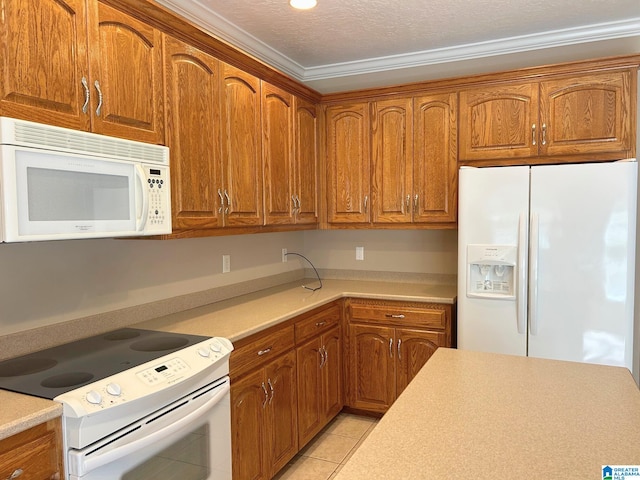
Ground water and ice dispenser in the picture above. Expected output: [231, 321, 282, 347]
[466, 245, 517, 299]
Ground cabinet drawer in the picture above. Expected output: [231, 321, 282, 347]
[349, 300, 448, 330]
[0, 419, 63, 480]
[230, 325, 295, 379]
[295, 303, 341, 344]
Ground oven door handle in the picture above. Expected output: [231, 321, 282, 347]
[79, 382, 229, 475]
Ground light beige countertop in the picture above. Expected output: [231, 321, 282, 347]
[134, 279, 457, 341]
[0, 278, 456, 441]
[334, 348, 640, 480]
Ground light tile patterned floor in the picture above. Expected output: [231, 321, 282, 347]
[273, 413, 379, 480]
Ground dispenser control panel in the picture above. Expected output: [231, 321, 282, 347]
[466, 244, 517, 299]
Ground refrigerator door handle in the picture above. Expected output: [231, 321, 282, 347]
[517, 212, 528, 335]
[528, 212, 540, 336]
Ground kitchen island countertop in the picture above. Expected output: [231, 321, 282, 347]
[333, 348, 640, 480]
[0, 278, 455, 440]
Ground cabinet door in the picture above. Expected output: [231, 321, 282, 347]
[164, 36, 222, 230]
[371, 98, 413, 224]
[540, 71, 634, 158]
[231, 369, 268, 480]
[413, 93, 458, 224]
[265, 350, 298, 476]
[262, 83, 294, 225]
[322, 328, 343, 420]
[395, 328, 445, 395]
[0, 0, 90, 131]
[326, 103, 371, 224]
[347, 324, 395, 413]
[221, 64, 264, 227]
[294, 98, 318, 225]
[87, 2, 164, 143]
[296, 337, 323, 448]
[459, 83, 539, 161]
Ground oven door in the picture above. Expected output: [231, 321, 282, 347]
[66, 377, 231, 480]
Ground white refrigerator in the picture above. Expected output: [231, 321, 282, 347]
[457, 160, 637, 374]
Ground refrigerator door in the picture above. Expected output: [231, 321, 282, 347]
[528, 161, 636, 370]
[457, 166, 530, 355]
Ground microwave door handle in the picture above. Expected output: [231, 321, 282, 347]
[79, 382, 229, 475]
[134, 165, 149, 231]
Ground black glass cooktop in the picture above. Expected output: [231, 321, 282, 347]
[0, 328, 210, 399]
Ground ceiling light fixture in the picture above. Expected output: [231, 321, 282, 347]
[289, 0, 317, 10]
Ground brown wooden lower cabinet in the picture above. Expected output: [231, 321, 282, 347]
[231, 350, 298, 480]
[0, 418, 64, 480]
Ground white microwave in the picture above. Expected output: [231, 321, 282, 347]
[0, 117, 171, 242]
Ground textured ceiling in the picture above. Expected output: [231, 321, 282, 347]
[155, 0, 640, 92]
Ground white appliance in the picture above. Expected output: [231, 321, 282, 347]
[457, 160, 637, 374]
[0, 117, 171, 242]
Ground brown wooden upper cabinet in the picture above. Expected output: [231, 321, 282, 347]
[326, 95, 457, 227]
[459, 70, 635, 164]
[0, 0, 164, 144]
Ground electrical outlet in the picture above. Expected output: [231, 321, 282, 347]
[282, 248, 288, 262]
[222, 254, 231, 273]
[356, 246, 364, 261]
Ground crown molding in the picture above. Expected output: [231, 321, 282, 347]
[154, 1, 640, 84]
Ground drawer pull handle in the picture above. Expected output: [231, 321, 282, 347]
[315, 321, 326, 327]
[257, 347, 272, 356]
[385, 314, 405, 319]
[8, 469, 23, 480]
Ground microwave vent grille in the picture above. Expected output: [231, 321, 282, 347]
[13, 123, 168, 165]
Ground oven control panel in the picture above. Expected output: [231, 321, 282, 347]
[57, 337, 233, 418]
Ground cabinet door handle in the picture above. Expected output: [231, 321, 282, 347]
[385, 314, 405, 319]
[292, 195, 297, 212]
[406, 195, 410, 209]
[257, 347, 272, 356]
[218, 189, 224, 214]
[267, 378, 274, 405]
[363, 195, 368, 213]
[223, 190, 231, 214]
[389, 338, 393, 358]
[7, 469, 23, 480]
[397, 339, 402, 360]
[541, 123, 547, 146]
[261, 382, 269, 408]
[319, 347, 325, 368]
[295, 195, 301, 211]
[322, 346, 328, 367]
[532, 123, 536, 146]
[414, 194, 419, 213]
[94, 80, 103, 117]
[81, 77, 90, 114]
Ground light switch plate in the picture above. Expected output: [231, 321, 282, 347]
[222, 254, 231, 273]
[356, 246, 364, 261]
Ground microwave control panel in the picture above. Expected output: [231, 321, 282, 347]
[145, 166, 171, 234]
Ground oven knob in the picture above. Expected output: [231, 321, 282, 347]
[210, 340, 222, 353]
[197, 347, 210, 358]
[106, 383, 122, 396]
[86, 390, 102, 405]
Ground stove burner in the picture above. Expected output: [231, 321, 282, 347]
[103, 330, 141, 341]
[0, 358, 58, 377]
[41, 372, 94, 389]
[130, 336, 189, 352]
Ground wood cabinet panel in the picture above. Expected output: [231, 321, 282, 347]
[221, 64, 263, 227]
[164, 35, 222, 230]
[0, 0, 91, 131]
[349, 301, 449, 330]
[0, 418, 64, 480]
[230, 325, 295, 380]
[294, 98, 318, 224]
[263, 83, 294, 225]
[294, 302, 341, 344]
[322, 328, 343, 420]
[396, 328, 444, 395]
[413, 92, 458, 224]
[87, 1, 164, 143]
[371, 98, 413, 224]
[326, 103, 371, 224]
[296, 336, 324, 447]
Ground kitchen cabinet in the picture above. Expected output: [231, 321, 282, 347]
[230, 326, 298, 480]
[293, 98, 319, 225]
[262, 83, 295, 225]
[345, 299, 451, 414]
[294, 303, 342, 448]
[0, 418, 64, 480]
[221, 64, 264, 227]
[459, 70, 635, 164]
[163, 35, 223, 231]
[0, 0, 164, 143]
[325, 103, 371, 224]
